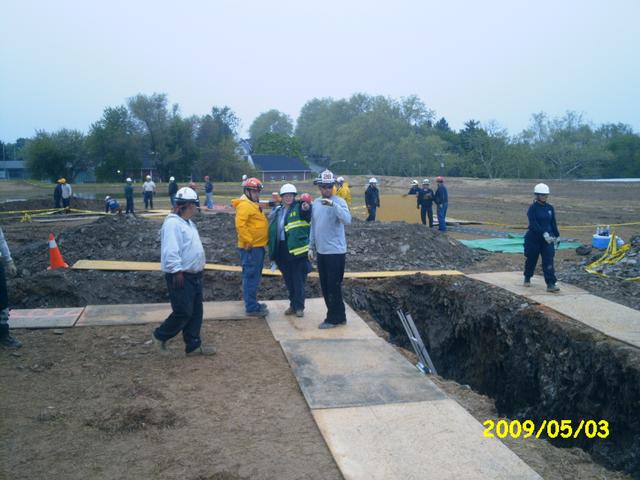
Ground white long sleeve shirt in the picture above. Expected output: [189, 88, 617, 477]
[143, 181, 156, 192]
[160, 214, 205, 273]
[309, 195, 351, 254]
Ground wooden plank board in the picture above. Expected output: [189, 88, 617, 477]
[9, 307, 84, 329]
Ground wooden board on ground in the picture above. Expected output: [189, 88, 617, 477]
[467, 271, 587, 296]
[10, 307, 84, 329]
[313, 400, 541, 480]
[280, 338, 447, 409]
[264, 298, 377, 341]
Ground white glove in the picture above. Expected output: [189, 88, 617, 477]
[5, 259, 17, 277]
[320, 198, 334, 207]
[543, 232, 554, 244]
[308, 248, 315, 262]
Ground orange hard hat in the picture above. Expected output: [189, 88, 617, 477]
[244, 177, 263, 191]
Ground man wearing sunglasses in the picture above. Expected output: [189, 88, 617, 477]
[309, 170, 352, 329]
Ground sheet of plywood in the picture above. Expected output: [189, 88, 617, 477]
[9, 307, 84, 329]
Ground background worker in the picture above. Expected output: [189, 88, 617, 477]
[524, 183, 560, 292]
[309, 170, 351, 329]
[204, 175, 214, 209]
[0, 227, 20, 348]
[418, 179, 435, 227]
[232, 178, 269, 317]
[365, 177, 380, 221]
[53, 178, 63, 209]
[152, 187, 215, 356]
[124, 178, 135, 214]
[104, 196, 122, 214]
[333, 176, 352, 206]
[268, 183, 312, 317]
[406, 179, 420, 196]
[60, 179, 72, 208]
[434, 176, 448, 231]
[142, 175, 156, 209]
[168, 176, 178, 207]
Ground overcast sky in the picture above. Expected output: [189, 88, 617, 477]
[1, 0, 638, 143]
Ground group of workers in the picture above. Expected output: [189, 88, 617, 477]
[53, 178, 73, 209]
[2, 173, 561, 352]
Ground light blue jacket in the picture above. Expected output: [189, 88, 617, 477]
[309, 196, 351, 254]
[160, 214, 205, 273]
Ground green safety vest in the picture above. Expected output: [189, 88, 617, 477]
[268, 202, 311, 258]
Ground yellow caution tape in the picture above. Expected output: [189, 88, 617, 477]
[585, 231, 640, 281]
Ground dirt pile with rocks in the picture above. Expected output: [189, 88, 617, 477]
[0, 197, 103, 213]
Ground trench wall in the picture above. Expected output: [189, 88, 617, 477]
[344, 275, 640, 476]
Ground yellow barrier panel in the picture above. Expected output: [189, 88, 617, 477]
[71, 259, 463, 278]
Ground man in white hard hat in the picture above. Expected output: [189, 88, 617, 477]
[168, 176, 178, 208]
[524, 183, 560, 292]
[309, 170, 352, 329]
[365, 178, 380, 221]
[142, 175, 156, 209]
[418, 179, 435, 227]
[153, 187, 215, 356]
[124, 178, 135, 214]
[407, 179, 420, 196]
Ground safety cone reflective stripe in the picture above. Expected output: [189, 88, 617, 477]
[47, 232, 69, 270]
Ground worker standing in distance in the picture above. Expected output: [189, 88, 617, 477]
[333, 176, 352, 207]
[406, 179, 420, 196]
[204, 175, 214, 209]
[124, 178, 135, 214]
[418, 179, 435, 227]
[365, 178, 380, 222]
[268, 183, 312, 317]
[309, 170, 351, 329]
[168, 176, 178, 208]
[232, 178, 270, 317]
[142, 175, 156, 209]
[53, 178, 63, 209]
[152, 187, 215, 356]
[0, 227, 20, 348]
[60, 179, 72, 209]
[433, 176, 448, 231]
[523, 183, 560, 292]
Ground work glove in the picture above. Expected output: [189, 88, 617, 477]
[172, 271, 184, 289]
[308, 248, 315, 262]
[320, 198, 334, 207]
[5, 259, 17, 277]
[543, 232, 555, 244]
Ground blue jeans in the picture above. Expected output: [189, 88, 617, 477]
[205, 192, 213, 209]
[144, 191, 154, 209]
[239, 247, 265, 313]
[125, 197, 134, 214]
[366, 205, 377, 222]
[154, 272, 203, 353]
[524, 233, 557, 286]
[169, 195, 176, 208]
[437, 203, 448, 231]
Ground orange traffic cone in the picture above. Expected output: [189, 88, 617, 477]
[47, 233, 69, 270]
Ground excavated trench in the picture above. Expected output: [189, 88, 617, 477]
[343, 274, 640, 477]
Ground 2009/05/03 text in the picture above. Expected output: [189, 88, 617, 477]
[483, 419, 609, 440]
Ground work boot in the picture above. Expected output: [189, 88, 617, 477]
[523, 278, 531, 287]
[0, 335, 22, 349]
[152, 334, 168, 353]
[186, 345, 216, 357]
[259, 303, 269, 311]
[295, 310, 304, 318]
[318, 320, 346, 330]
[284, 307, 295, 316]
[547, 284, 560, 293]
[246, 309, 268, 318]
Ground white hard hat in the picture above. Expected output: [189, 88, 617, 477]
[411, 179, 418, 185]
[169, 176, 175, 181]
[279, 183, 297, 195]
[534, 183, 550, 195]
[126, 177, 132, 182]
[242, 174, 248, 180]
[422, 178, 430, 184]
[369, 177, 378, 184]
[316, 169, 336, 185]
[146, 175, 151, 180]
[337, 176, 345, 183]
[175, 187, 199, 203]
[104, 195, 110, 201]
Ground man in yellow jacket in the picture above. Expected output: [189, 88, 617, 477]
[333, 176, 352, 206]
[232, 177, 269, 317]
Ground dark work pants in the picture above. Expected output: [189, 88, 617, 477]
[125, 197, 134, 214]
[154, 272, 203, 353]
[239, 247, 265, 313]
[437, 203, 447, 231]
[0, 263, 9, 339]
[524, 234, 557, 286]
[144, 191, 153, 209]
[62, 198, 70, 208]
[366, 206, 377, 222]
[275, 241, 309, 312]
[54, 197, 61, 209]
[317, 253, 346, 324]
[420, 204, 433, 227]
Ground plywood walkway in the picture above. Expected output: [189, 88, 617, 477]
[467, 271, 640, 349]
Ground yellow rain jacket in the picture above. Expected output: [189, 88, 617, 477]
[232, 195, 269, 248]
[333, 182, 352, 206]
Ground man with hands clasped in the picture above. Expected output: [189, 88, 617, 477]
[309, 170, 352, 329]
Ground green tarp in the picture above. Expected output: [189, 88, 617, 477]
[459, 235, 582, 253]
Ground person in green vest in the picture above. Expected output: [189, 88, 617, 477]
[268, 183, 313, 317]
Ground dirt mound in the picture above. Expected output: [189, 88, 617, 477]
[0, 197, 103, 213]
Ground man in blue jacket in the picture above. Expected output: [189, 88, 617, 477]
[204, 175, 214, 209]
[365, 178, 380, 222]
[418, 179, 435, 227]
[524, 183, 560, 292]
[433, 176, 448, 231]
